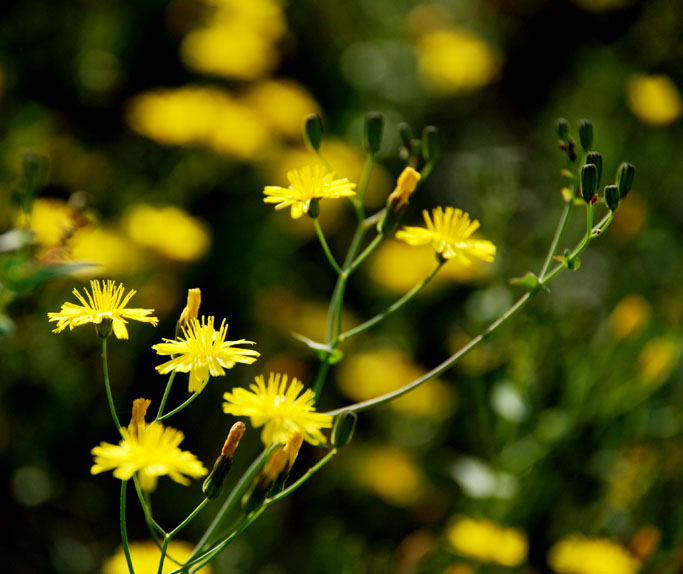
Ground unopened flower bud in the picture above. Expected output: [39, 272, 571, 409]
[380, 167, 422, 235]
[578, 119, 593, 151]
[203, 422, 246, 499]
[398, 122, 412, 148]
[304, 114, 324, 152]
[242, 446, 288, 513]
[556, 118, 570, 143]
[331, 411, 357, 448]
[616, 162, 635, 198]
[364, 112, 384, 155]
[585, 151, 602, 187]
[604, 185, 620, 212]
[268, 432, 304, 495]
[422, 126, 440, 164]
[176, 288, 201, 336]
[580, 163, 598, 204]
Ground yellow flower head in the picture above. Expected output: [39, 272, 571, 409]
[263, 165, 356, 219]
[103, 539, 212, 573]
[91, 399, 207, 491]
[396, 207, 496, 265]
[48, 280, 158, 339]
[153, 316, 260, 394]
[548, 535, 639, 574]
[222, 372, 333, 446]
[447, 516, 528, 567]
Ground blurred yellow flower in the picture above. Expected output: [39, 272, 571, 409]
[91, 398, 207, 491]
[153, 316, 260, 393]
[243, 79, 321, 138]
[636, 336, 677, 386]
[181, 0, 286, 80]
[355, 446, 423, 506]
[263, 165, 356, 219]
[548, 536, 639, 574]
[126, 86, 270, 159]
[627, 74, 682, 126]
[446, 516, 527, 567]
[608, 294, 651, 340]
[396, 207, 496, 265]
[48, 280, 158, 339]
[222, 372, 333, 446]
[125, 204, 210, 262]
[17, 198, 76, 246]
[337, 348, 455, 420]
[611, 192, 648, 240]
[70, 227, 142, 276]
[417, 29, 502, 94]
[103, 539, 211, 573]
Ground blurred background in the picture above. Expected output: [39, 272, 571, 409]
[1, 0, 682, 572]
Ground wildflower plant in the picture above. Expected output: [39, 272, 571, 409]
[47, 113, 636, 573]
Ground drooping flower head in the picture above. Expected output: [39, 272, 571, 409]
[263, 165, 356, 219]
[396, 206, 496, 265]
[153, 316, 260, 393]
[91, 398, 207, 491]
[48, 280, 158, 339]
[222, 372, 333, 446]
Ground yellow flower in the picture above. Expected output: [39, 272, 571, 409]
[396, 207, 496, 265]
[548, 535, 639, 574]
[627, 74, 682, 126]
[91, 398, 207, 491]
[48, 280, 158, 339]
[608, 294, 651, 340]
[222, 372, 333, 446]
[153, 316, 260, 394]
[263, 165, 357, 219]
[354, 445, 423, 507]
[102, 540, 212, 573]
[446, 516, 527, 567]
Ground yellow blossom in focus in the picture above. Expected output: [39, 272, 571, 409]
[102, 540, 211, 573]
[627, 74, 682, 126]
[548, 536, 639, 574]
[153, 316, 260, 393]
[243, 79, 321, 138]
[636, 336, 677, 386]
[354, 446, 423, 507]
[446, 516, 527, 567]
[396, 207, 496, 265]
[263, 165, 356, 219]
[48, 279, 158, 339]
[223, 372, 333, 446]
[126, 204, 211, 262]
[91, 399, 207, 491]
[125, 86, 270, 159]
[337, 348, 455, 420]
[181, 0, 285, 80]
[417, 29, 502, 94]
[609, 294, 651, 340]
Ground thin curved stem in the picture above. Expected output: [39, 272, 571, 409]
[313, 218, 342, 275]
[158, 498, 210, 574]
[120, 481, 135, 574]
[102, 338, 122, 434]
[157, 380, 209, 421]
[132, 476, 165, 538]
[353, 155, 374, 217]
[539, 202, 572, 279]
[155, 371, 177, 421]
[345, 233, 383, 276]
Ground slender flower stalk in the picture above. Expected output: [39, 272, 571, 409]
[153, 316, 260, 393]
[48, 280, 158, 339]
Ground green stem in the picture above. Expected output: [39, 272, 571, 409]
[539, 202, 572, 279]
[158, 498, 209, 574]
[338, 260, 443, 343]
[353, 154, 374, 216]
[569, 203, 594, 260]
[120, 480, 135, 574]
[314, 218, 342, 275]
[157, 380, 209, 421]
[269, 448, 338, 503]
[155, 371, 177, 421]
[312, 359, 331, 400]
[345, 233, 383, 275]
[102, 338, 122, 434]
[132, 476, 165, 538]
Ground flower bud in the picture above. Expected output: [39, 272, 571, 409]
[616, 162, 635, 198]
[331, 411, 357, 448]
[580, 163, 598, 204]
[363, 112, 384, 155]
[176, 288, 201, 336]
[398, 122, 412, 148]
[304, 114, 324, 151]
[241, 446, 288, 513]
[578, 118, 593, 151]
[604, 184, 620, 212]
[585, 151, 602, 187]
[556, 118, 570, 143]
[203, 422, 246, 499]
[380, 167, 422, 235]
[421, 126, 440, 164]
